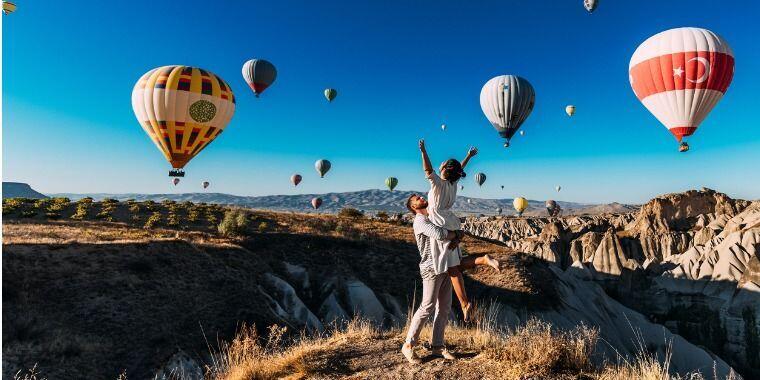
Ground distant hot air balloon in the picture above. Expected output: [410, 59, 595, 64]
[496, 207, 503, 215]
[132, 66, 236, 177]
[385, 177, 398, 191]
[480, 75, 535, 147]
[565, 105, 576, 117]
[202, 181, 210, 189]
[519, 130, 525, 136]
[324, 88, 337, 102]
[315, 159, 331, 178]
[242, 59, 277, 97]
[474, 173, 486, 187]
[556, 185, 561, 192]
[629, 27, 734, 152]
[311, 197, 322, 210]
[467, 199, 472, 204]
[460, 185, 464, 190]
[441, 123, 447, 131]
[2, 1, 16, 14]
[172, 178, 180, 186]
[501, 185, 504, 190]
[513, 197, 528, 216]
[583, 0, 598, 13]
[291, 174, 302, 186]
[546, 200, 561, 216]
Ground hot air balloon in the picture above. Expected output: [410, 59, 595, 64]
[202, 181, 210, 189]
[132, 66, 236, 177]
[460, 185, 464, 190]
[311, 197, 322, 210]
[315, 159, 331, 178]
[242, 59, 277, 97]
[467, 199, 472, 204]
[583, 0, 598, 13]
[519, 130, 525, 136]
[441, 123, 447, 131]
[2, 1, 16, 14]
[474, 173, 486, 187]
[556, 185, 561, 192]
[291, 174, 302, 186]
[496, 207, 503, 215]
[385, 177, 398, 191]
[172, 178, 180, 186]
[480, 75, 535, 147]
[565, 105, 576, 117]
[629, 27, 734, 152]
[546, 200, 561, 216]
[324, 88, 337, 102]
[513, 197, 528, 216]
[501, 185, 504, 190]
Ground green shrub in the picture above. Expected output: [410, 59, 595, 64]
[102, 198, 119, 205]
[218, 210, 249, 237]
[45, 212, 61, 220]
[144, 212, 162, 229]
[258, 221, 269, 233]
[338, 207, 364, 219]
[206, 212, 218, 225]
[161, 199, 176, 206]
[77, 197, 94, 204]
[188, 208, 200, 222]
[33, 199, 50, 209]
[20, 210, 37, 218]
[71, 202, 90, 220]
[167, 213, 180, 227]
[129, 203, 140, 214]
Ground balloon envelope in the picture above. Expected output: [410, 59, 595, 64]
[584, 0, 598, 12]
[242, 59, 277, 97]
[132, 66, 235, 171]
[173, 178, 180, 186]
[315, 159, 331, 177]
[324, 88, 337, 102]
[2, 1, 16, 14]
[629, 27, 734, 147]
[496, 207, 503, 215]
[513, 197, 528, 215]
[385, 177, 398, 191]
[565, 105, 576, 117]
[546, 200, 561, 216]
[556, 186, 561, 192]
[480, 75, 535, 146]
[291, 174, 302, 186]
[202, 181, 210, 189]
[474, 173, 486, 186]
[441, 124, 447, 131]
[311, 197, 322, 209]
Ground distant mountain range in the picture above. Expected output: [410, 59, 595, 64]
[41, 187, 637, 216]
[2, 182, 48, 199]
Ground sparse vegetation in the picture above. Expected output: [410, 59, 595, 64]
[218, 210, 249, 237]
[143, 212, 162, 229]
[338, 207, 364, 218]
[258, 221, 269, 233]
[375, 211, 389, 221]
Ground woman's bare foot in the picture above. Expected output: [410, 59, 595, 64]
[484, 254, 501, 272]
[462, 302, 473, 322]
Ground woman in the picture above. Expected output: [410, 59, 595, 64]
[418, 139, 500, 322]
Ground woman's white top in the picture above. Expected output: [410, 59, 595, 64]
[425, 171, 462, 274]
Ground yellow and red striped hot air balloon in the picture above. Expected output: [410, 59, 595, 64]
[132, 66, 236, 176]
[629, 28, 734, 152]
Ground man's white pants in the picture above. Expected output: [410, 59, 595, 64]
[404, 273, 452, 348]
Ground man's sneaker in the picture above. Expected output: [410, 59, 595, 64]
[431, 347, 456, 360]
[401, 343, 422, 364]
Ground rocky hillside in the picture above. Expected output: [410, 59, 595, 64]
[2, 196, 737, 379]
[463, 188, 760, 378]
[2, 182, 47, 199]
[50, 188, 633, 216]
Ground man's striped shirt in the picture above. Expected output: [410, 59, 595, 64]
[413, 214, 449, 280]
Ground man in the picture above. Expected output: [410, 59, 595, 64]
[401, 193, 462, 364]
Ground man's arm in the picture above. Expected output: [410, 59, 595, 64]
[461, 146, 478, 169]
[415, 218, 457, 241]
[419, 139, 434, 175]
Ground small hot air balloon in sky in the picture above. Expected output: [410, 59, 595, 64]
[513, 197, 528, 216]
[565, 105, 576, 117]
[501, 185, 505, 190]
[583, 0, 598, 13]
[315, 159, 331, 177]
[324, 88, 337, 102]
[556, 185, 562, 192]
[311, 197, 322, 210]
[480, 75, 535, 148]
[629, 27, 734, 153]
[172, 178, 180, 186]
[385, 177, 398, 191]
[132, 66, 236, 177]
[202, 181, 210, 189]
[2, 1, 16, 14]
[441, 124, 447, 131]
[242, 59, 277, 97]
[291, 174, 302, 186]
[474, 173, 486, 187]
[496, 207, 503, 215]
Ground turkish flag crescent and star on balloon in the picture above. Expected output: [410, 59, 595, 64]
[629, 27, 734, 142]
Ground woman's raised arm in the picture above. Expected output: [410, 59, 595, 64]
[419, 139, 434, 174]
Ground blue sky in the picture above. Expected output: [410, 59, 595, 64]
[3, 0, 759, 203]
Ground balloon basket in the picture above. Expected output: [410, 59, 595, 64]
[678, 142, 689, 153]
[169, 169, 185, 177]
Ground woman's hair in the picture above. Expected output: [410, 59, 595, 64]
[441, 159, 466, 183]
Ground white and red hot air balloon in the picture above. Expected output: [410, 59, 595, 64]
[629, 27, 734, 152]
